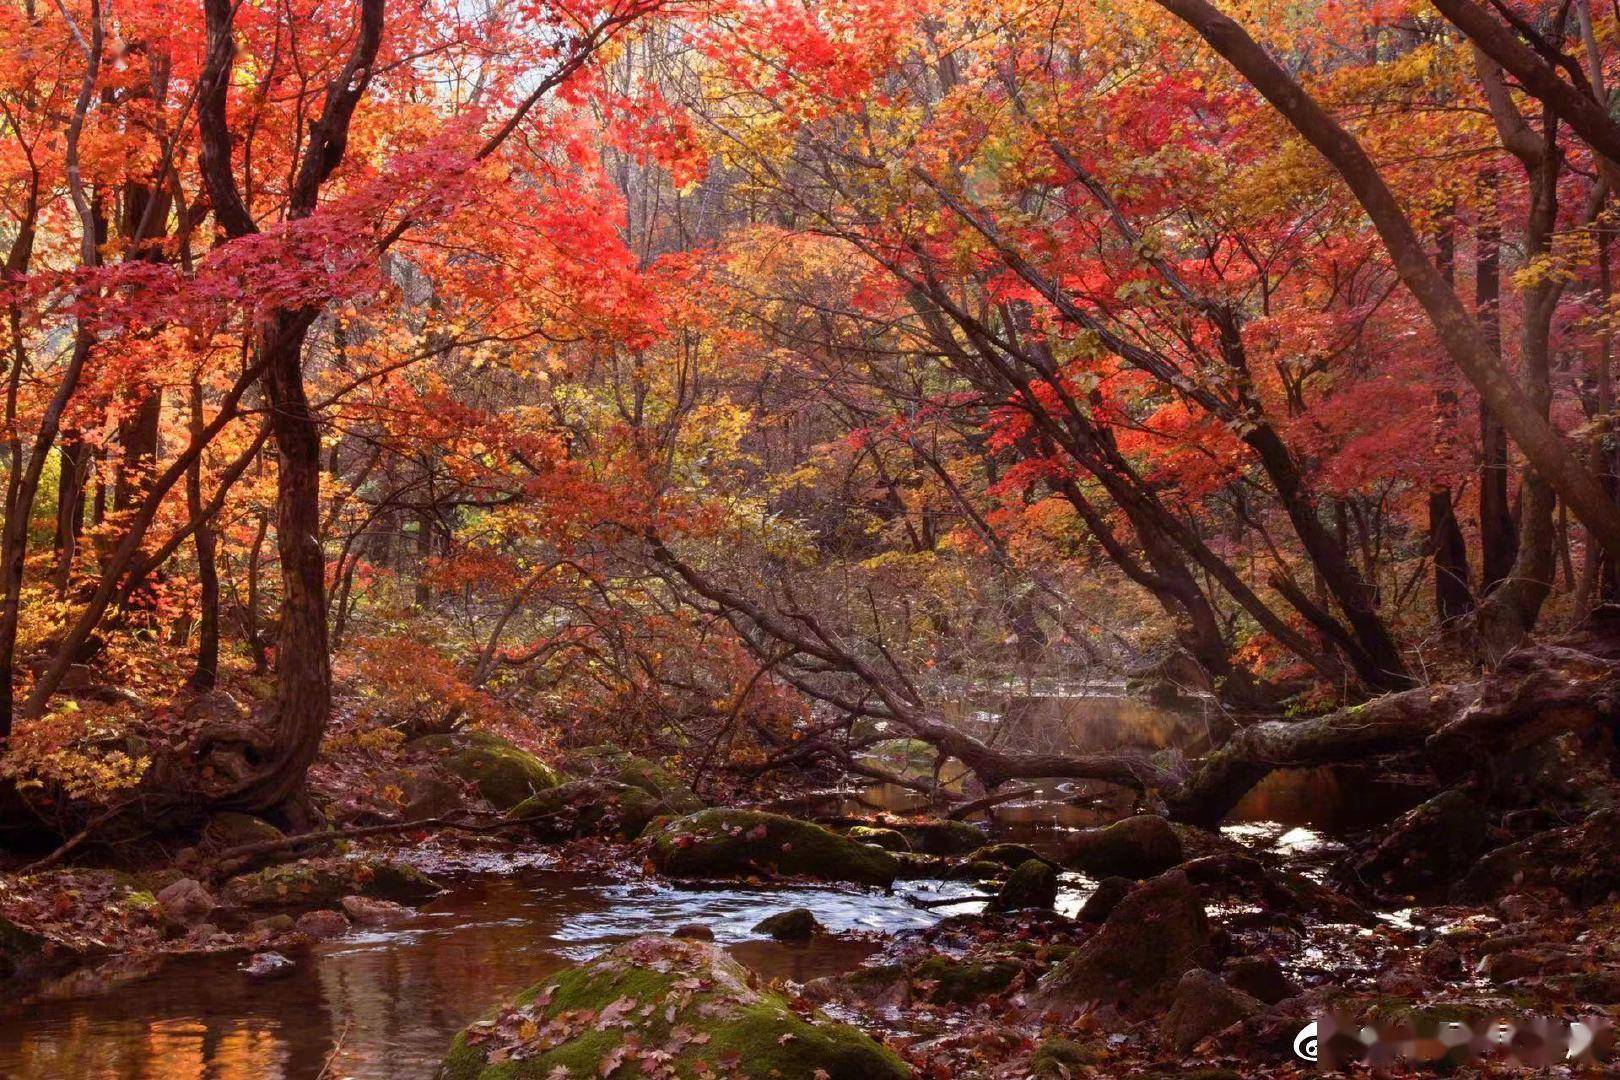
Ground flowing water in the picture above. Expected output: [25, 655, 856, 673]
[0, 689, 1419, 1078]
[0, 861, 988, 1079]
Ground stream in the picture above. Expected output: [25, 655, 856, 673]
[0, 859, 997, 1079]
[0, 689, 1416, 1078]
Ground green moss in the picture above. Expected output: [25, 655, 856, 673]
[1030, 1037, 1099, 1074]
[646, 810, 899, 886]
[560, 745, 703, 815]
[911, 956, 1020, 1003]
[510, 779, 664, 839]
[413, 731, 562, 810]
[966, 843, 1043, 868]
[439, 937, 909, 1079]
[890, 819, 984, 856]
[222, 856, 438, 907]
[847, 825, 910, 851]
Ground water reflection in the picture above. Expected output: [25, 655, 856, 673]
[0, 868, 978, 1080]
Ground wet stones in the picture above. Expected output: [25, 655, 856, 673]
[1035, 869, 1213, 1013]
[1063, 814, 1184, 879]
[754, 908, 822, 941]
[509, 779, 664, 840]
[341, 895, 413, 926]
[644, 810, 900, 887]
[989, 859, 1059, 913]
[240, 951, 295, 981]
[155, 878, 216, 928]
[221, 856, 439, 909]
[294, 909, 350, 940]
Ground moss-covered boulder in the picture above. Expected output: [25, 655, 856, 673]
[910, 955, 1021, 1004]
[510, 779, 664, 840]
[559, 745, 703, 815]
[889, 819, 984, 856]
[412, 730, 562, 810]
[1076, 876, 1133, 923]
[754, 907, 821, 941]
[847, 825, 910, 851]
[437, 935, 910, 1079]
[222, 856, 440, 908]
[990, 859, 1059, 912]
[1062, 814, 1184, 878]
[1035, 869, 1212, 1013]
[1030, 1038, 1100, 1076]
[966, 842, 1043, 868]
[645, 810, 899, 886]
[1159, 968, 1262, 1053]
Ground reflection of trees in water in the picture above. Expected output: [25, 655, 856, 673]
[1232, 767, 1428, 832]
[3, 979, 308, 1079]
[948, 694, 1218, 757]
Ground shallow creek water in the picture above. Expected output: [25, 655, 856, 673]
[0, 860, 996, 1080]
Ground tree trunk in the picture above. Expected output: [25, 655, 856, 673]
[229, 310, 330, 811]
[187, 381, 220, 691]
[1476, 167, 1518, 590]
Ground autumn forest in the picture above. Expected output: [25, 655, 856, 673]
[0, 0, 1619, 1075]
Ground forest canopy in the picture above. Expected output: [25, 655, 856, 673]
[0, 0, 1618, 957]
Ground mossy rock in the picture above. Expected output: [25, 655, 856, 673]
[645, 810, 899, 887]
[413, 731, 562, 810]
[559, 745, 703, 815]
[847, 825, 910, 851]
[1030, 1037, 1100, 1075]
[889, 819, 984, 856]
[754, 907, 821, 941]
[990, 859, 1059, 912]
[510, 779, 664, 840]
[437, 935, 910, 1079]
[946, 859, 1006, 882]
[910, 955, 1020, 1004]
[1036, 869, 1212, 1014]
[1063, 814, 1183, 878]
[966, 843, 1043, 868]
[222, 856, 440, 908]
[1159, 969, 1262, 1053]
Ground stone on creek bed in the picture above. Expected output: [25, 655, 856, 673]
[436, 935, 910, 1079]
[221, 855, 440, 909]
[509, 778, 665, 840]
[558, 744, 704, 816]
[644, 810, 900, 887]
[410, 730, 563, 810]
[1062, 813, 1184, 878]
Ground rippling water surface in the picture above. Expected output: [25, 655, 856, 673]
[0, 866, 982, 1080]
